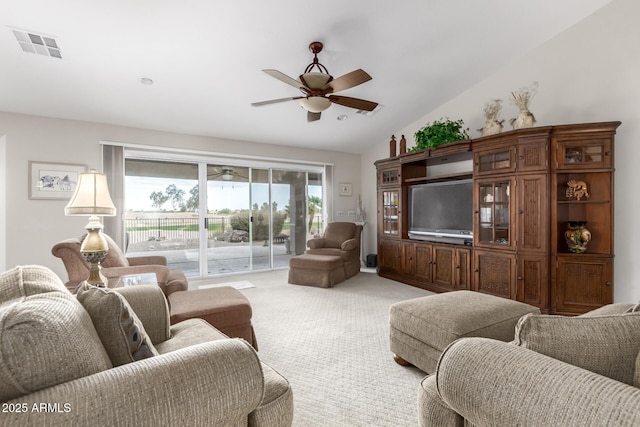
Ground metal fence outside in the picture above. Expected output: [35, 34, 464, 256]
[125, 216, 233, 244]
[124, 216, 297, 244]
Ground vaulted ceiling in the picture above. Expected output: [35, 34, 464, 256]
[0, 0, 612, 153]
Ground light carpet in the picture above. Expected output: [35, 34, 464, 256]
[232, 269, 432, 426]
[198, 280, 255, 290]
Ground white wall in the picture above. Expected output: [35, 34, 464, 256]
[0, 135, 6, 272]
[0, 113, 362, 280]
[362, 0, 640, 303]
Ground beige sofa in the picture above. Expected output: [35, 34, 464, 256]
[419, 303, 640, 426]
[0, 265, 293, 426]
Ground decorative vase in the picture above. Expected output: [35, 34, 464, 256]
[389, 135, 397, 157]
[481, 119, 504, 136]
[564, 221, 591, 253]
[399, 135, 407, 154]
[510, 108, 536, 129]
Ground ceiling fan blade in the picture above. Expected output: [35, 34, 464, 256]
[263, 69, 308, 90]
[251, 96, 304, 107]
[322, 69, 372, 93]
[328, 95, 378, 111]
[307, 111, 321, 122]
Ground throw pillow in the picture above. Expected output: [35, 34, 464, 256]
[0, 265, 112, 401]
[514, 312, 640, 385]
[76, 282, 158, 366]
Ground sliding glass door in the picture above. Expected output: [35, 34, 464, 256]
[124, 159, 200, 276]
[124, 157, 324, 278]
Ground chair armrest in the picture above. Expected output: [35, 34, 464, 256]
[127, 255, 167, 266]
[114, 285, 171, 344]
[4, 339, 264, 426]
[102, 265, 169, 284]
[340, 238, 359, 252]
[435, 338, 640, 426]
[306, 238, 327, 249]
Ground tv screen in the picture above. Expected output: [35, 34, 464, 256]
[408, 179, 473, 237]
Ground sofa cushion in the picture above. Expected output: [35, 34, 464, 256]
[76, 282, 158, 366]
[635, 353, 640, 388]
[514, 312, 640, 385]
[0, 265, 112, 401]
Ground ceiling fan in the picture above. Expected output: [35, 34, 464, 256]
[208, 166, 248, 181]
[251, 41, 378, 122]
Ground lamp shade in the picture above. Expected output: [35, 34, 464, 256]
[64, 169, 116, 216]
[300, 96, 331, 113]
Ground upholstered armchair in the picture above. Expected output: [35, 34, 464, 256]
[306, 222, 363, 278]
[0, 265, 293, 426]
[52, 234, 187, 296]
[419, 303, 640, 426]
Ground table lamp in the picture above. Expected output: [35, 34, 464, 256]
[64, 169, 116, 287]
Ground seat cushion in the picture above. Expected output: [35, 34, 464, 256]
[289, 254, 343, 270]
[390, 291, 540, 353]
[168, 287, 256, 347]
[76, 282, 158, 366]
[0, 265, 112, 401]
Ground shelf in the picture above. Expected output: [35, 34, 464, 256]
[404, 171, 472, 183]
[556, 200, 611, 204]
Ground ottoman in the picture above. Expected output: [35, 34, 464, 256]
[288, 254, 346, 288]
[168, 286, 257, 349]
[389, 290, 540, 373]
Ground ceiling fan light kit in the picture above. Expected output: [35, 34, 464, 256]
[300, 96, 331, 113]
[252, 41, 378, 122]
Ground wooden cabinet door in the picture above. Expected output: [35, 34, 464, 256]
[378, 239, 402, 275]
[516, 174, 548, 252]
[516, 252, 548, 309]
[553, 256, 613, 315]
[473, 249, 516, 298]
[554, 138, 613, 170]
[516, 140, 547, 172]
[378, 166, 401, 187]
[474, 146, 515, 176]
[431, 245, 455, 288]
[455, 247, 471, 290]
[378, 189, 400, 237]
[400, 241, 415, 276]
[413, 242, 432, 282]
[474, 177, 516, 250]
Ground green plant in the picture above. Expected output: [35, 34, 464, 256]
[411, 118, 470, 152]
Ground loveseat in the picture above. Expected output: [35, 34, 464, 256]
[0, 265, 293, 426]
[419, 303, 640, 426]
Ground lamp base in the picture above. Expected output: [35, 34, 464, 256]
[82, 250, 108, 287]
[80, 217, 109, 287]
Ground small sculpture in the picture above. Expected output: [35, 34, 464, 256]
[566, 180, 590, 201]
[356, 194, 367, 224]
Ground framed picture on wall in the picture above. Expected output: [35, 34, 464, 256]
[339, 182, 352, 196]
[28, 161, 87, 200]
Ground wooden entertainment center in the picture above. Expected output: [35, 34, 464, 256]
[375, 121, 620, 315]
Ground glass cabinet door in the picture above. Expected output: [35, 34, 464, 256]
[555, 139, 612, 169]
[379, 167, 400, 187]
[382, 190, 399, 235]
[476, 179, 513, 249]
[474, 147, 515, 176]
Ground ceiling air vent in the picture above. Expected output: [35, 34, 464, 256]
[355, 105, 383, 116]
[12, 28, 62, 59]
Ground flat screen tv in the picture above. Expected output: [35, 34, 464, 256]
[408, 179, 473, 244]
